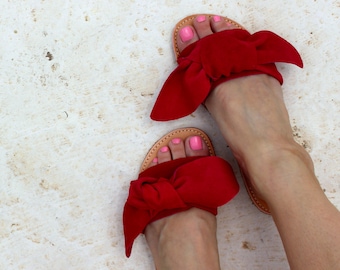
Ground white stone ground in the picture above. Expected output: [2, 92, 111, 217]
[0, 1, 339, 269]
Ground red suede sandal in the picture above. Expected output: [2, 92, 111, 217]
[150, 14, 303, 121]
[123, 128, 239, 257]
[150, 14, 304, 215]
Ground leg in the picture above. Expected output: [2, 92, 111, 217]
[206, 74, 340, 270]
[145, 136, 221, 270]
[176, 15, 340, 269]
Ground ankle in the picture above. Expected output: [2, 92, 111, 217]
[244, 142, 315, 198]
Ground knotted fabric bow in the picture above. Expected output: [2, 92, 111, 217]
[150, 29, 303, 121]
[123, 156, 239, 257]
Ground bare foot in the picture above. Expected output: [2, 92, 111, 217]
[175, 14, 314, 200]
[145, 134, 220, 270]
[174, 14, 340, 270]
[206, 75, 316, 197]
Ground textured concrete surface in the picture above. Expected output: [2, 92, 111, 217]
[0, 1, 339, 269]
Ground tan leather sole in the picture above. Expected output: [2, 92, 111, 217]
[172, 14, 245, 58]
[240, 169, 271, 214]
[140, 127, 215, 173]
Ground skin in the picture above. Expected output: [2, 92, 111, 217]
[145, 136, 221, 270]
[145, 15, 340, 270]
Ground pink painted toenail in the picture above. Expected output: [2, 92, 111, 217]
[160, 146, 169, 153]
[179, 26, 194, 42]
[189, 136, 203, 150]
[196, 15, 206, 23]
[152, 157, 158, 163]
[172, 138, 181, 144]
[213, 15, 221, 22]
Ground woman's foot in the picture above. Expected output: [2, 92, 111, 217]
[145, 135, 221, 270]
[175, 14, 314, 200]
[174, 14, 340, 270]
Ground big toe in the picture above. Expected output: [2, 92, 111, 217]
[176, 25, 199, 53]
[185, 136, 210, 157]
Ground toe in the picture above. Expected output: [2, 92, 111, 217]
[177, 25, 199, 53]
[176, 15, 239, 54]
[185, 136, 210, 157]
[157, 146, 172, 164]
[192, 15, 213, 39]
[168, 138, 186, 159]
[210, 15, 238, 32]
[148, 135, 209, 169]
[149, 157, 159, 168]
[148, 138, 185, 169]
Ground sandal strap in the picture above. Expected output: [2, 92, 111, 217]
[151, 29, 303, 121]
[123, 156, 239, 257]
